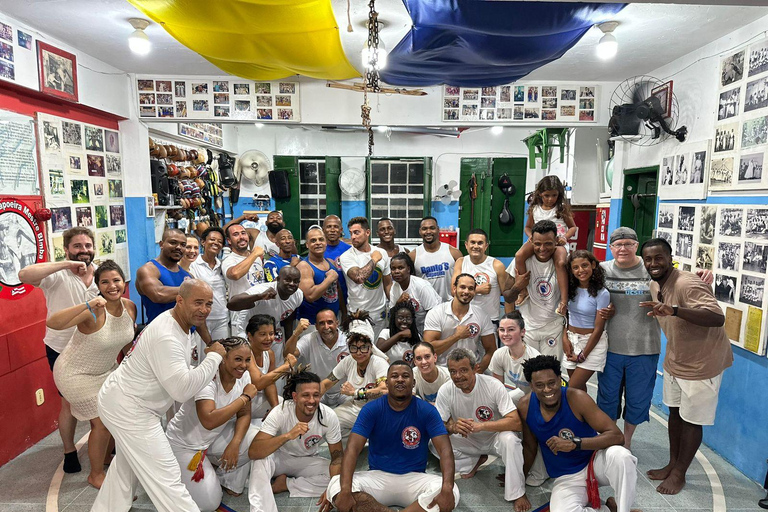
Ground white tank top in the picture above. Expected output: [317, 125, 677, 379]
[414, 242, 455, 302]
[461, 256, 501, 321]
[251, 349, 271, 417]
[532, 205, 568, 238]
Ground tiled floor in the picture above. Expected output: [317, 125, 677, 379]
[0, 402, 765, 511]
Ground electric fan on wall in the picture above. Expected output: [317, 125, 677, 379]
[608, 75, 687, 146]
[237, 150, 271, 186]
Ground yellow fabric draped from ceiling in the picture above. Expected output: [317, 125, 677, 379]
[128, 0, 360, 81]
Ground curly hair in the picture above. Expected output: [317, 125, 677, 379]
[527, 175, 571, 219]
[567, 250, 606, 301]
[387, 301, 421, 347]
[522, 355, 561, 384]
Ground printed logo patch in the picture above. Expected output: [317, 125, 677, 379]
[535, 278, 553, 299]
[558, 428, 575, 441]
[337, 351, 349, 363]
[403, 350, 414, 365]
[363, 267, 383, 290]
[474, 272, 491, 286]
[546, 337, 557, 347]
[467, 323, 481, 338]
[475, 406, 494, 421]
[304, 435, 322, 450]
[402, 426, 421, 449]
[280, 309, 294, 321]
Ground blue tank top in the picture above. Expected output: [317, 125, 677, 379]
[140, 260, 192, 323]
[297, 257, 341, 324]
[526, 387, 597, 478]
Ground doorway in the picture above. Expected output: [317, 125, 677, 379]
[620, 166, 658, 247]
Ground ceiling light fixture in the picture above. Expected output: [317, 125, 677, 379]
[128, 18, 151, 56]
[491, 126, 504, 135]
[362, 39, 387, 71]
[596, 21, 619, 60]
[254, 122, 264, 128]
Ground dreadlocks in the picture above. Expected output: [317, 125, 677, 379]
[281, 367, 325, 427]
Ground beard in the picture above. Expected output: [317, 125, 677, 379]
[267, 222, 283, 234]
[68, 251, 94, 266]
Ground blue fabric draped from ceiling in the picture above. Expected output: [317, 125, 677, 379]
[379, 0, 626, 87]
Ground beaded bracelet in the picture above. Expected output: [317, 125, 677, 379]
[85, 301, 97, 321]
[356, 388, 366, 401]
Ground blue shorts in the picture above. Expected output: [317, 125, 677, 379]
[597, 352, 659, 425]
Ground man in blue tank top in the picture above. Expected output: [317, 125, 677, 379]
[518, 355, 638, 512]
[327, 361, 460, 512]
[297, 226, 346, 327]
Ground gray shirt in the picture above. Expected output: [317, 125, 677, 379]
[600, 259, 661, 356]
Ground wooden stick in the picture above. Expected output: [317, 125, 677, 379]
[326, 81, 428, 96]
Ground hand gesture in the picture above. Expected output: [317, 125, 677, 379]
[371, 251, 382, 264]
[285, 353, 297, 368]
[340, 381, 356, 396]
[397, 292, 411, 304]
[428, 488, 456, 512]
[513, 271, 531, 293]
[68, 261, 88, 275]
[598, 303, 615, 320]
[639, 301, 675, 317]
[259, 288, 278, 301]
[452, 418, 474, 437]
[244, 213, 260, 222]
[296, 318, 310, 335]
[546, 435, 576, 454]
[287, 421, 309, 440]
[325, 269, 339, 283]
[455, 325, 471, 339]
[696, 269, 714, 285]
[397, 329, 413, 340]
[317, 491, 334, 512]
[557, 236, 568, 247]
[205, 341, 226, 358]
[475, 282, 491, 295]
[89, 296, 107, 310]
[562, 336, 575, 359]
[219, 442, 240, 472]
[252, 246, 265, 259]
[243, 383, 258, 400]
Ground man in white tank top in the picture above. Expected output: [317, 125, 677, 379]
[452, 229, 507, 324]
[409, 217, 462, 302]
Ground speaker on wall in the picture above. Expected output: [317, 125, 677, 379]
[150, 160, 170, 206]
[269, 170, 291, 199]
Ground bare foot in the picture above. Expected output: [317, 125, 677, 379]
[223, 486, 242, 497]
[656, 470, 686, 495]
[646, 462, 674, 481]
[460, 455, 488, 479]
[606, 497, 617, 512]
[271, 474, 289, 494]
[513, 494, 531, 512]
[87, 472, 106, 489]
[495, 472, 504, 482]
[515, 290, 529, 306]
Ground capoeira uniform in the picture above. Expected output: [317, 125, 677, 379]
[423, 301, 495, 366]
[249, 401, 342, 512]
[166, 369, 259, 511]
[413, 366, 451, 404]
[91, 310, 223, 512]
[327, 396, 460, 511]
[377, 328, 416, 366]
[526, 388, 637, 512]
[433, 374, 526, 502]
[389, 275, 443, 334]
[250, 349, 277, 426]
[327, 354, 388, 438]
[338, 246, 391, 338]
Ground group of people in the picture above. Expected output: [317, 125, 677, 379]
[23, 174, 735, 512]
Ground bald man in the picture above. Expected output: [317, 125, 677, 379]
[265, 229, 300, 282]
[92, 280, 227, 512]
[323, 215, 351, 308]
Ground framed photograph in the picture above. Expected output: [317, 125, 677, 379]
[37, 41, 78, 102]
[651, 81, 673, 118]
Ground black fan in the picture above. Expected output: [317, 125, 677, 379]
[608, 75, 687, 146]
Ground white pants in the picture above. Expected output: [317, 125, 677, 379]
[550, 446, 637, 512]
[526, 318, 565, 361]
[211, 421, 261, 494]
[333, 400, 364, 439]
[207, 316, 230, 341]
[431, 431, 525, 501]
[249, 451, 331, 512]
[92, 384, 198, 512]
[327, 470, 460, 512]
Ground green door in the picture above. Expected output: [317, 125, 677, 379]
[620, 166, 658, 248]
[489, 158, 527, 258]
[458, 158, 492, 255]
[273, 155, 300, 238]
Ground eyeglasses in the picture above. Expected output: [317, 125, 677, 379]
[611, 242, 638, 249]
[348, 345, 371, 354]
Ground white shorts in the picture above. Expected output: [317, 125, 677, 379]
[663, 371, 723, 426]
[563, 331, 608, 372]
[327, 470, 460, 512]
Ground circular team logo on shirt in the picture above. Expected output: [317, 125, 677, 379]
[474, 272, 490, 286]
[363, 267, 383, 290]
[558, 428, 575, 441]
[304, 434, 322, 450]
[409, 297, 421, 312]
[364, 382, 378, 390]
[475, 406, 494, 422]
[402, 426, 421, 449]
[280, 309, 294, 321]
[466, 323, 480, 338]
[534, 278, 553, 298]
[274, 330, 284, 344]
[403, 349, 414, 365]
[546, 337, 557, 347]
[323, 282, 338, 301]
[336, 351, 349, 363]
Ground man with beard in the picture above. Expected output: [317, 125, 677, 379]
[248, 370, 343, 512]
[518, 355, 637, 512]
[453, 228, 507, 326]
[376, 217, 409, 257]
[639, 238, 732, 495]
[327, 362, 460, 512]
[91, 280, 227, 512]
[223, 223, 266, 340]
[265, 229, 300, 282]
[296, 227, 346, 329]
[433, 348, 529, 512]
[229, 266, 304, 393]
[338, 217, 391, 338]
[423, 273, 496, 371]
[410, 216, 463, 302]
[19, 227, 99, 474]
[256, 211, 285, 258]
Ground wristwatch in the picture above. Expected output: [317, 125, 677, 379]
[572, 437, 582, 450]
[672, 305, 679, 316]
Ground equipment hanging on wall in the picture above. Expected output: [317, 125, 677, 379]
[468, 173, 478, 230]
[269, 170, 291, 199]
[608, 75, 687, 146]
[436, 180, 462, 205]
[237, 150, 271, 186]
[339, 167, 366, 197]
[218, 153, 237, 188]
[498, 174, 516, 226]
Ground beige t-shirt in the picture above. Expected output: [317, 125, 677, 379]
[651, 269, 733, 380]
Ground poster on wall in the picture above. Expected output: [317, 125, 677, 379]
[657, 201, 768, 356]
[177, 122, 223, 147]
[0, 197, 48, 300]
[0, 110, 39, 196]
[136, 77, 300, 122]
[36, 113, 130, 275]
[0, 14, 41, 91]
[442, 83, 598, 123]
[658, 139, 711, 199]
[711, 38, 768, 191]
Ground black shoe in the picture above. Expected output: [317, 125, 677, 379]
[63, 450, 81, 473]
[759, 495, 768, 509]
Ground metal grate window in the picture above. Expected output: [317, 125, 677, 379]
[370, 160, 425, 243]
[299, 159, 326, 242]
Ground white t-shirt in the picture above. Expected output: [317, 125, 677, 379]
[260, 401, 342, 457]
[255, 230, 280, 259]
[39, 266, 99, 352]
[108, 310, 222, 415]
[413, 242, 456, 302]
[488, 344, 541, 396]
[390, 276, 443, 333]
[190, 255, 228, 321]
[377, 328, 415, 365]
[514, 255, 561, 330]
[414, 365, 451, 403]
[461, 256, 501, 321]
[296, 331, 350, 382]
[166, 369, 252, 450]
[338, 246, 391, 314]
[435, 373, 516, 445]
[423, 301, 495, 366]
[331, 353, 389, 399]
[222, 251, 264, 331]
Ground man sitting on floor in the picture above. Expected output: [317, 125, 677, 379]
[518, 355, 638, 512]
[327, 361, 460, 512]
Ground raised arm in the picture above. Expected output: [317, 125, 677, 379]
[298, 261, 337, 302]
[19, 260, 84, 287]
[225, 246, 264, 281]
[502, 270, 531, 303]
[151, 341, 224, 403]
[46, 296, 104, 331]
[423, 325, 471, 356]
[195, 383, 256, 431]
[345, 251, 382, 285]
[135, 263, 180, 303]
[248, 420, 309, 460]
[228, 286, 276, 311]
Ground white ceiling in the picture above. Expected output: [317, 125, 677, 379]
[1, 1, 767, 83]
